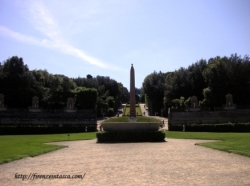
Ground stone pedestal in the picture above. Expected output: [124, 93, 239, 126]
[190, 96, 200, 111]
[29, 96, 41, 112]
[224, 93, 236, 110]
[65, 97, 76, 112]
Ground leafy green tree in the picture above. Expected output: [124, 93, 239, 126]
[200, 87, 213, 107]
[87, 74, 93, 79]
[74, 87, 97, 109]
[187, 59, 208, 99]
[120, 85, 129, 103]
[31, 70, 52, 106]
[107, 108, 114, 117]
[106, 96, 115, 108]
[142, 71, 166, 115]
[202, 56, 230, 106]
[0, 56, 35, 108]
[203, 54, 250, 106]
[164, 60, 207, 108]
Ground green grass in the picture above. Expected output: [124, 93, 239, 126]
[103, 116, 129, 122]
[123, 104, 142, 116]
[103, 116, 161, 122]
[2, 130, 249, 165]
[166, 131, 250, 157]
[0, 133, 96, 164]
[136, 116, 161, 122]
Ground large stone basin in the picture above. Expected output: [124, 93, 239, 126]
[101, 122, 161, 131]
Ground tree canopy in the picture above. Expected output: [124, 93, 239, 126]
[0, 56, 129, 116]
[142, 54, 250, 116]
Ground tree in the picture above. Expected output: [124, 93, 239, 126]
[202, 54, 250, 106]
[87, 74, 92, 79]
[142, 71, 166, 115]
[119, 85, 129, 103]
[74, 87, 97, 109]
[0, 56, 34, 108]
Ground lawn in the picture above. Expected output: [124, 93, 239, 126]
[123, 104, 142, 116]
[103, 116, 129, 122]
[0, 132, 96, 164]
[166, 131, 250, 157]
[136, 116, 161, 122]
[1, 131, 249, 165]
[103, 116, 161, 122]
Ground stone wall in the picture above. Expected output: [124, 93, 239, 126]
[0, 109, 96, 125]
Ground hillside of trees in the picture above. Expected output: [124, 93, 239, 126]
[0, 56, 129, 117]
[142, 54, 250, 116]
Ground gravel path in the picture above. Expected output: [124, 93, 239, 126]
[1, 139, 250, 186]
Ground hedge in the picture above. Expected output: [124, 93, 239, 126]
[96, 131, 165, 143]
[168, 123, 250, 132]
[0, 124, 97, 135]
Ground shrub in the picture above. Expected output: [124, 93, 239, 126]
[0, 124, 97, 135]
[168, 123, 250, 132]
[96, 131, 165, 143]
[107, 108, 114, 117]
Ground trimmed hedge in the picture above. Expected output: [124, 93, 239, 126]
[169, 123, 250, 132]
[96, 131, 165, 143]
[0, 124, 97, 135]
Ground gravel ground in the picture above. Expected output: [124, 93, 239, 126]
[1, 138, 250, 186]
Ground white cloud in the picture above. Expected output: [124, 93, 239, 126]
[0, 24, 123, 70]
[0, 25, 41, 45]
[1, 0, 123, 71]
[28, 1, 61, 41]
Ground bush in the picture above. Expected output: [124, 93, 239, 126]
[107, 108, 114, 117]
[168, 123, 250, 132]
[96, 131, 165, 143]
[0, 124, 97, 135]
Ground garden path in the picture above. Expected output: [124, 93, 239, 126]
[1, 138, 250, 186]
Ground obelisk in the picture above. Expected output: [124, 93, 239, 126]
[130, 64, 136, 117]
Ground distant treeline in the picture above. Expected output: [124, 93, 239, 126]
[0, 56, 130, 116]
[141, 54, 250, 116]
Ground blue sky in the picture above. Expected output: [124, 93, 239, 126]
[0, 0, 249, 89]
